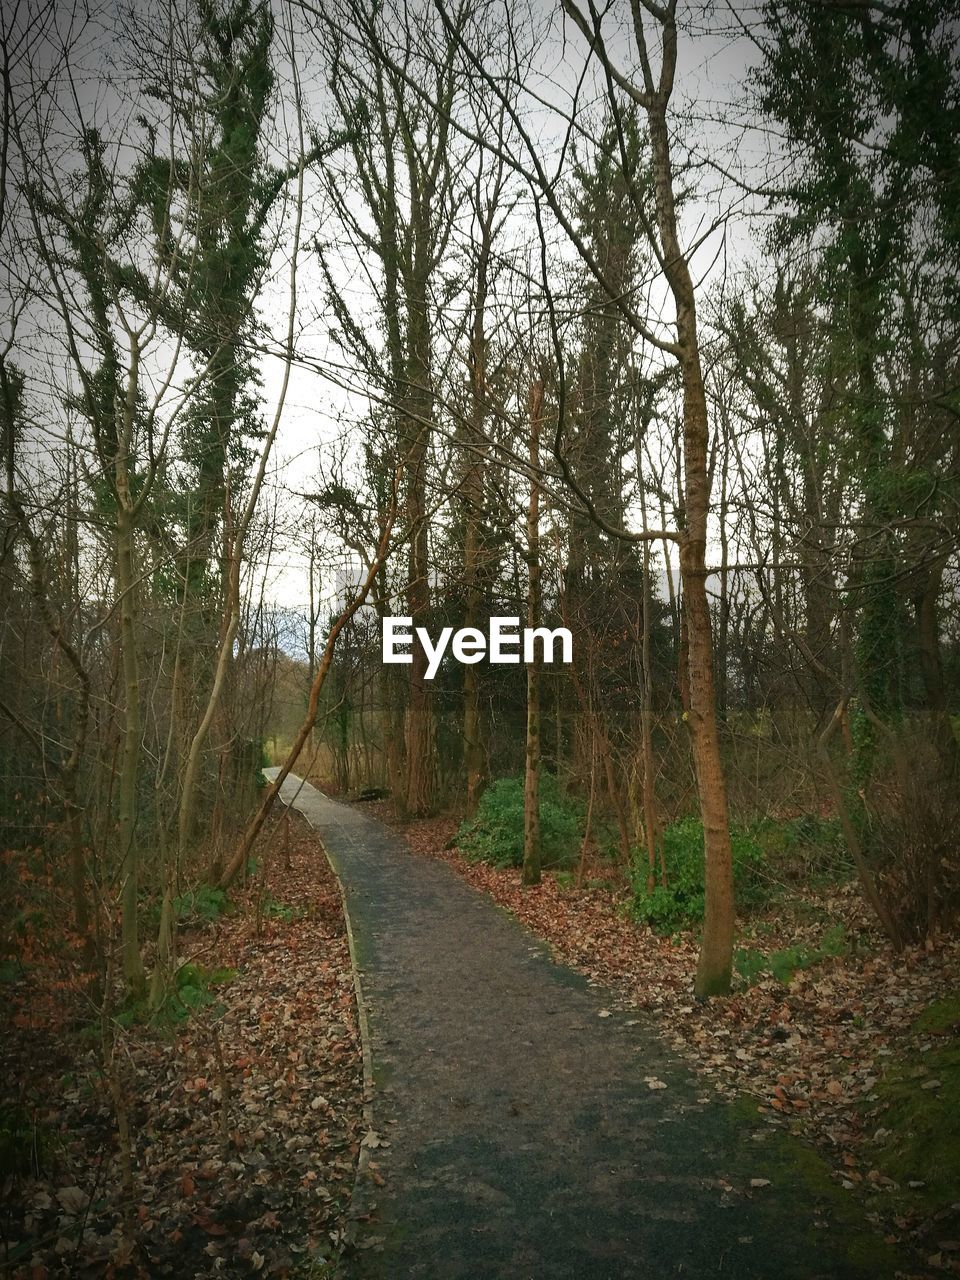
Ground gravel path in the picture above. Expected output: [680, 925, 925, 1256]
[266, 770, 898, 1280]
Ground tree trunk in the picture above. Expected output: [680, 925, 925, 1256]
[402, 260, 436, 818]
[115, 502, 146, 994]
[522, 379, 543, 887]
[647, 88, 735, 998]
[219, 520, 393, 889]
[915, 555, 957, 770]
[640, 542, 660, 894]
[463, 358, 489, 813]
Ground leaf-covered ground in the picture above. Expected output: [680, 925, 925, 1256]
[361, 800, 960, 1277]
[0, 813, 363, 1277]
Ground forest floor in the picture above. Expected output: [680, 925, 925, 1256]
[0, 813, 364, 1278]
[354, 797, 960, 1278]
[6, 782, 955, 1279]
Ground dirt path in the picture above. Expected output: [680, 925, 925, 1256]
[267, 771, 902, 1280]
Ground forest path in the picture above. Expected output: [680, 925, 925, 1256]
[266, 770, 896, 1280]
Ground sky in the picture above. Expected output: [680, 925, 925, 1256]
[253, 0, 774, 611]
[7, 0, 779, 620]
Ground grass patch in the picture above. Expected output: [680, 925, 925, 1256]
[735, 924, 849, 988]
[718, 1095, 902, 1277]
[913, 993, 960, 1036]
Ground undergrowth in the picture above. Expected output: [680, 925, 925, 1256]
[734, 923, 849, 987]
[629, 817, 769, 932]
[457, 774, 581, 870]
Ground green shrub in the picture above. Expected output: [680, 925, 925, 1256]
[630, 816, 768, 932]
[259, 894, 297, 922]
[108, 963, 237, 1031]
[173, 885, 228, 923]
[170, 962, 236, 1018]
[457, 774, 580, 870]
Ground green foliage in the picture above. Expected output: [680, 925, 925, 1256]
[259, 894, 297, 922]
[457, 775, 581, 870]
[169, 962, 236, 1018]
[107, 963, 236, 1032]
[173, 885, 228, 923]
[630, 817, 768, 932]
[735, 925, 848, 988]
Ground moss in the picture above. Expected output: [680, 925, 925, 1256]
[913, 993, 960, 1035]
[719, 1095, 902, 1276]
[863, 995, 960, 1212]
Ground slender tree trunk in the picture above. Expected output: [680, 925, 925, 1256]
[915, 556, 957, 768]
[640, 542, 660, 893]
[462, 400, 488, 813]
[600, 739, 631, 863]
[403, 264, 436, 818]
[716, 419, 730, 723]
[576, 730, 597, 889]
[522, 379, 543, 887]
[647, 91, 734, 998]
[219, 517, 394, 888]
[378, 589, 407, 800]
[557, 0, 735, 994]
[115, 501, 145, 994]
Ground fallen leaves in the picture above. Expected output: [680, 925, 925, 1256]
[1, 812, 364, 1278]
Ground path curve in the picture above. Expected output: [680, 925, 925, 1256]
[266, 771, 895, 1280]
